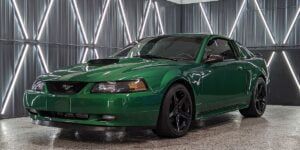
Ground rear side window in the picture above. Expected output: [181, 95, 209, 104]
[236, 42, 254, 59]
[203, 39, 236, 60]
[244, 47, 255, 58]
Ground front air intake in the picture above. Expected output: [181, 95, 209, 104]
[39, 111, 89, 120]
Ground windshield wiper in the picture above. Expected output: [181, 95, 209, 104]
[135, 54, 177, 61]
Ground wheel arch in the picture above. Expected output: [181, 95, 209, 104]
[249, 59, 269, 92]
[249, 73, 267, 93]
[163, 77, 197, 120]
[259, 74, 266, 82]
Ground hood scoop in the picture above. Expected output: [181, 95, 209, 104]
[87, 59, 120, 66]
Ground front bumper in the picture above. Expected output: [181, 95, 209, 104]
[33, 120, 122, 131]
[24, 90, 162, 127]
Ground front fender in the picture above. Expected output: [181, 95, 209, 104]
[159, 68, 197, 102]
[144, 67, 191, 94]
[161, 69, 182, 89]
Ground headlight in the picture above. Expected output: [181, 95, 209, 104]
[32, 81, 45, 91]
[91, 79, 147, 93]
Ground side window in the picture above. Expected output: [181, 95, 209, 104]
[243, 47, 255, 58]
[203, 39, 236, 61]
[236, 42, 254, 59]
[239, 47, 251, 59]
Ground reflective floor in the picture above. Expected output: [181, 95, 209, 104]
[1, 105, 300, 150]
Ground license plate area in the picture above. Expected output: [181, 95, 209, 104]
[39, 111, 89, 120]
[47, 96, 70, 112]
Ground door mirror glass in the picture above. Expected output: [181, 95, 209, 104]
[204, 54, 224, 63]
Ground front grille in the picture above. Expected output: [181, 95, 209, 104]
[46, 81, 87, 94]
[39, 111, 89, 120]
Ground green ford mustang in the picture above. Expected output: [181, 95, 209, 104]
[24, 34, 268, 138]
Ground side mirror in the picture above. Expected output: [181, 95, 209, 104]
[204, 54, 224, 63]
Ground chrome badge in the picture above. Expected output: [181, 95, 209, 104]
[62, 84, 73, 90]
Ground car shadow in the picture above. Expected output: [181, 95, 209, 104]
[191, 113, 239, 130]
[189, 112, 269, 137]
[57, 128, 159, 143]
[28, 112, 268, 148]
[194, 112, 268, 127]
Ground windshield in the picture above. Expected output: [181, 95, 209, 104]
[112, 36, 203, 61]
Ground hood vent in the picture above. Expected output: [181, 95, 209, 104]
[87, 59, 119, 66]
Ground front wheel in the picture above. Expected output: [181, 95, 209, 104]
[154, 84, 193, 138]
[240, 77, 267, 117]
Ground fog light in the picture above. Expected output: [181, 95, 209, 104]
[101, 115, 116, 121]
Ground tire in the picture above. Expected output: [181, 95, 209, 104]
[154, 84, 193, 138]
[239, 77, 267, 117]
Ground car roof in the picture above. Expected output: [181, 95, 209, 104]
[149, 33, 231, 40]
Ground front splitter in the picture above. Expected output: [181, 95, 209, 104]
[33, 120, 125, 131]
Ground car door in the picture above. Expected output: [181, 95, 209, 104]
[233, 43, 256, 105]
[198, 38, 248, 112]
[223, 41, 249, 106]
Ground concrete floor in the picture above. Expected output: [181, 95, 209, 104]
[0, 105, 300, 150]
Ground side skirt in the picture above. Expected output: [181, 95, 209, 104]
[195, 104, 249, 120]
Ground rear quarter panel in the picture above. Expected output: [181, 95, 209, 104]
[247, 57, 268, 89]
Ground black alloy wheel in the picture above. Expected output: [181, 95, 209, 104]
[240, 77, 267, 117]
[255, 83, 267, 114]
[168, 89, 192, 132]
[155, 84, 193, 138]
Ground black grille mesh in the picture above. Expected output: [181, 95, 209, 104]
[39, 111, 89, 120]
[46, 81, 87, 94]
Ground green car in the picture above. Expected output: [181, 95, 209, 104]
[24, 34, 268, 138]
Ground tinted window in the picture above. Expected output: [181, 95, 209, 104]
[112, 36, 203, 60]
[236, 42, 254, 59]
[203, 39, 236, 61]
[244, 47, 254, 58]
[114, 46, 132, 57]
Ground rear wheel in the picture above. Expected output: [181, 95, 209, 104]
[154, 84, 193, 138]
[239, 77, 267, 117]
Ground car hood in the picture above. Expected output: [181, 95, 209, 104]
[38, 58, 190, 82]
